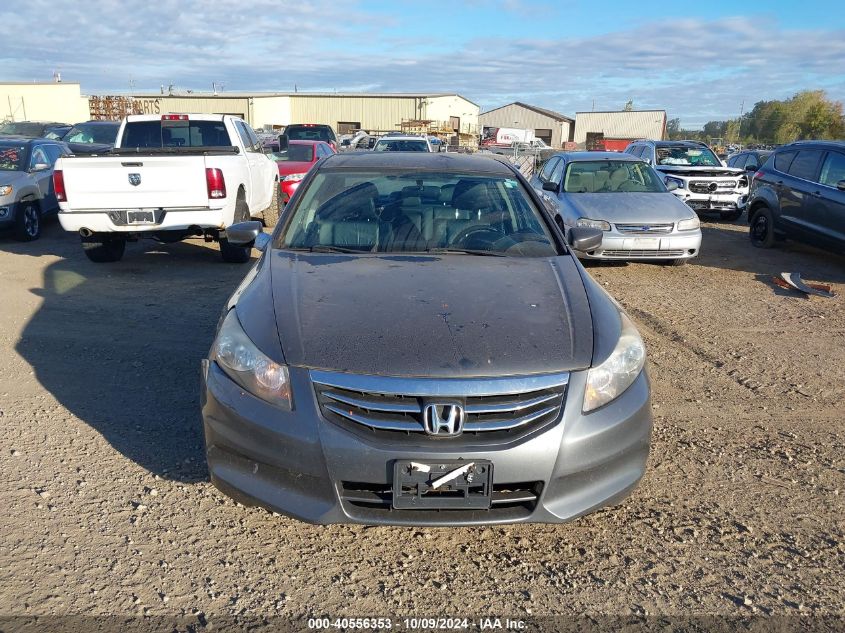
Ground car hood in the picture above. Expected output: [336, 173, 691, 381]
[564, 192, 695, 223]
[276, 161, 314, 175]
[0, 171, 31, 188]
[268, 251, 594, 377]
[655, 165, 744, 178]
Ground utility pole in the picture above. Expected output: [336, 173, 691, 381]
[737, 100, 745, 146]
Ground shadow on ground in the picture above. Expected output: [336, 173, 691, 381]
[14, 231, 255, 482]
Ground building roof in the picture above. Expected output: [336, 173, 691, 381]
[129, 91, 479, 106]
[481, 102, 574, 123]
[575, 109, 666, 115]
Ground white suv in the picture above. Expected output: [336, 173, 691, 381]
[625, 140, 749, 221]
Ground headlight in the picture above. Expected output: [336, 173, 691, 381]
[282, 173, 307, 182]
[0, 185, 12, 196]
[576, 218, 611, 231]
[677, 216, 700, 231]
[583, 312, 646, 412]
[665, 177, 685, 190]
[212, 310, 292, 410]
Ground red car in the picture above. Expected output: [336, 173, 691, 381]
[274, 140, 336, 204]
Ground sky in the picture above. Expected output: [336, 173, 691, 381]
[2, 0, 844, 128]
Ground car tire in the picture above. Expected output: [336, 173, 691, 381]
[749, 207, 776, 249]
[14, 202, 41, 242]
[81, 233, 126, 262]
[261, 181, 281, 228]
[220, 194, 252, 263]
[720, 209, 743, 222]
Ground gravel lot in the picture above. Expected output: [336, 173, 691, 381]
[1, 217, 843, 630]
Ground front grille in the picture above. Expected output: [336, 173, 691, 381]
[689, 180, 736, 194]
[601, 249, 686, 258]
[615, 223, 674, 234]
[340, 480, 543, 512]
[312, 370, 568, 439]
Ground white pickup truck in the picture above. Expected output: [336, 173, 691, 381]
[54, 114, 279, 263]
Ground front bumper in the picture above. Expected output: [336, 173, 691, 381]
[577, 230, 701, 261]
[58, 208, 227, 233]
[0, 200, 18, 227]
[671, 189, 748, 211]
[200, 362, 653, 525]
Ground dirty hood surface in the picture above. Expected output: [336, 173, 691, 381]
[563, 192, 696, 224]
[269, 251, 594, 377]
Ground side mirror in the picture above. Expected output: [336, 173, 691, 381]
[837, 180, 845, 192]
[226, 221, 263, 246]
[567, 227, 603, 252]
[277, 135, 289, 151]
[665, 180, 679, 192]
[745, 164, 757, 172]
[32, 163, 51, 171]
[254, 232, 272, 252]
[542, 181, 559, 192]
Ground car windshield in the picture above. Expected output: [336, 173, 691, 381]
[0, 122, 50, 137]
[563, 160, 665, 193]
[286, 126, 334, 142]
[64, 123, 119, 145]
[656, 145, 721, 166]
[120, 120, 232, 148]
[279, 169, 558, 256]
[272, 144, 314, 162]
[0, 143, 25, 171]
[374, 140, 429, 152]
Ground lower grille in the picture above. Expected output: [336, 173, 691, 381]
[601, 249, 686, 258]
[615, 223, 673, 234]
[312, 370, 567, 439]
[340, 480, 542, 511]
[689, 180, 736, 194]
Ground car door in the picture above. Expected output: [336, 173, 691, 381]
[532, 157, 559, 213]
[38, 143, 67, 213]
[27, 144, 56, 211]
[233, 120, 271, 212]
[810, 150, 845, 249]
[780, 149, 824, 239]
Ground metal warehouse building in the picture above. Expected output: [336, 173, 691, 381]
[479, 102, 574, 148]
[573, 110, 667, 150]
[128, 92, 480, 138]
[1, 82, 90, 124]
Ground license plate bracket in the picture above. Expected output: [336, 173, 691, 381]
[127, 210, 156, 225]
[392, 459, 492, 510]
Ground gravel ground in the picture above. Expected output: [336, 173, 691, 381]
[0, 217, 843, 630]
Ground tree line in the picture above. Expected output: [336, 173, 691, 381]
[667, 90, 845, 145]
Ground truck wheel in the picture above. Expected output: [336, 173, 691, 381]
[81, 233, 126, 262]
[720, 209, 743, 222]
[14, 202, 41, 242]
[749, 207, 775, 249]
[220, 194, 252, 263]
[261, 182, 281, 228]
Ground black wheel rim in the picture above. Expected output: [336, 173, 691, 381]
[751, 216, 768, 242]
[24, 205, 39, 237]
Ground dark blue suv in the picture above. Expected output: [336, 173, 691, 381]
[747, 141, 845, 253]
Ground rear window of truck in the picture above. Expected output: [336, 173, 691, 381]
[120, 120, 232, 149]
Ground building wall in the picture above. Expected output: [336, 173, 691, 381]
[479, 103, 572, 147]
[424, 95, 480, 134]
[573, 110, 667, 145]
[0, 82, 90, 124]
[131, 96, 252, 122]
[251, 96, 290, 131]
[289, 95, 422, 132]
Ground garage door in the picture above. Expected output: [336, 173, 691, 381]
[535, 129, 552, 144]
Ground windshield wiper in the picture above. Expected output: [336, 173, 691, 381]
[424, 248, 507, 257]
[303, 245, 369, 254]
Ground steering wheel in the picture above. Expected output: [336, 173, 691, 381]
[450, 225, 504, 249]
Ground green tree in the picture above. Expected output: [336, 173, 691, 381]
[666, 117, 680, 139]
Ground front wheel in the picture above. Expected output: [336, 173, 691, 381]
[261, 182, 281, 228]
[749, 207, 775, 248]
[81, 233, 126, 262]
[14, 202, 41, 241]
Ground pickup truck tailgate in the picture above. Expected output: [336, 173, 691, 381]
[61, 155, 211, 210]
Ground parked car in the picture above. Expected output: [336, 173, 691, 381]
[0, 120, 69, 139]
[372, 135, 433, 152]
[200, 151, 653, 525]
[54, 113, 279, 262]
[530, 152, 701, 265]
[727, 149, 772, 174]
[282, 124, 338, 151]
[61, 120, 121, 155]
[0, 137, 71, 240]
[747, 140, 845, 253]
[625, 140, 749, 221]
[271, 140, 335, 205]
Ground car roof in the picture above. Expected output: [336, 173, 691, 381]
[72, 120, 120, 126]
[375, 136, 429, 141]
[553, 151, 643, 163]
[780, 140, 845, 150]
[651, 140, 709, 148]
[0, 135, 39, 144]
[322, 152, 516, 175]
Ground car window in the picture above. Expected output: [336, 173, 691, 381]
[549, 160, 565, 186]
[272, 144, 314, 162]
[727, 154, 742, 168]
[656, 145, 721, 166]
[373, 139, 430, 152]
[234, 121, 258, 152]
[279, 169, 558, 256]
[819, 152, 845, 188]
[244, 124, 261, 152]
[538, 157, 558, 183]
[787, 150, 823, 182]
[121, 120, 232, 148]
[774, 150, 797, 174]
[562, 160, 665, 193]
[29, 146, 49, 169]
[43, 144, 65, 165]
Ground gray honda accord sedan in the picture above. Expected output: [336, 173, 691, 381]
[200, 152, 652, 525]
